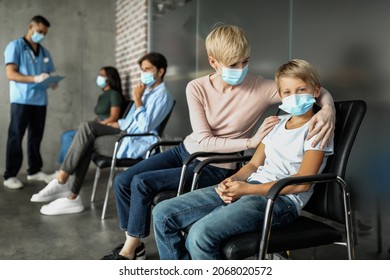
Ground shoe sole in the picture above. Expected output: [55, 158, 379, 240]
[135, 251, 146, 260]
[135, 243, 146, 260]
[31, 191, 72, 203]
[40, 206, 84, 215]
[3, 184, 23, 190]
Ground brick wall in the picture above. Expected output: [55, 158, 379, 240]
[116, 0, 148, 99]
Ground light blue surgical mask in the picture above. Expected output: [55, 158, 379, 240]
[219, 65, 249, 86]
[140, 71, 156, 86]
[96, 75, 107, 88]
[31, 31, 45, 43]
[279, 93, 316, 116]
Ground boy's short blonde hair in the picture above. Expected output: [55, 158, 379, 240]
[275, 59, 321, 92]
[205, 25, 250, 66]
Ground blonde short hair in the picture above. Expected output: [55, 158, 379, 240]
[275, 59, 321, 92]
[205, 25, 250, 66]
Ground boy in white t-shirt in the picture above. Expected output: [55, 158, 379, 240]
[152, 59, 334, 260]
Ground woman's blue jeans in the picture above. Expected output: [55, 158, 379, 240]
[114, 143, 234, 239]
[152, 184, 298, 260]
[58, 129, 76, 164]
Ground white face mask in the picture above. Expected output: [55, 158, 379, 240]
[215, 61, 249, 85]
[31, 31, 45, 43]
[279, 93, 316, 115]
[141, 71, 156, 86]
[96, 75, 107, 88]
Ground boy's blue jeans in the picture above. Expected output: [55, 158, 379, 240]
[114, 143, 234, 239]
[153, 184, 298, 260]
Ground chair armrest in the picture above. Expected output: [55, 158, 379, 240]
[147, 140, 183, 155]
[189, 155, 252, 192]
[148, 142, 239, 165]
[114, 133, 162, 160]
[183, 151, 242, 166]
[176, 151, 245, 196]
[118, 133, 160, 143]
[193, 155, 253, 174]
[258, 173, 348, 260]
[265, 173, 338, 200]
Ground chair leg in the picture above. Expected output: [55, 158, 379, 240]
[101, 182, 110, 220]
[191, 173, 200, 191]
[101, 166, 116, 220]
[91, 167, 101, 202]
[376, 193, 382, 253]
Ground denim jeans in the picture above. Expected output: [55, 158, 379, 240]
[58, 129, 76, 164]
[114, 143, 234, 238]
[152, 184, 298, 260]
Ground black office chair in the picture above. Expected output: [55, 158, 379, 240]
[91, 101, 176, 219]
[188, 100, 367, 260]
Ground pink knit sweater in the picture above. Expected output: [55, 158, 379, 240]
[183, 73, 280, 169]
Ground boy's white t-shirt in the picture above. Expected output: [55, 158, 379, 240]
[247, 115, 334, 214]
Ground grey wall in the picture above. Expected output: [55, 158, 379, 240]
[0, 0, 116, 174]
[152, 0, 290, 138]
[292, 0, 390, 211]
[152, 0, 390, 211]
[151, 0, 198, 139]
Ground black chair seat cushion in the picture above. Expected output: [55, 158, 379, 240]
[92, 154, 143, 169]
[221, 216, 343, 259]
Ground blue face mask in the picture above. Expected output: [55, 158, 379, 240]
[141, 71, 156, 86]
[279, 93, 316, 116]
[96, 75, 107, 88]
[219, 65, 249, 86]
[31, 31, 45, 43]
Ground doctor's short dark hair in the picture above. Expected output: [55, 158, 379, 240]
[138, 52, 168, 80]
[31, 15, 51, 27]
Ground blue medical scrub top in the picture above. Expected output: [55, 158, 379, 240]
[4, 37, 55, 106]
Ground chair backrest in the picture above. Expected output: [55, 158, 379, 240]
[303, 100, 367, 222]
[156, 100, 176, 137]
[120, 99, 134, 118]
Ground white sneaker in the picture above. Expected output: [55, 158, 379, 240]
[40, 196, 84, 215]
[30, 179, 72, 202]
[27, 171, 52, 184]
[47, 170, 60, 181]
[3, 177, 23, 189]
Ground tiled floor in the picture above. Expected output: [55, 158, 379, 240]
[0, 169, 389, 260]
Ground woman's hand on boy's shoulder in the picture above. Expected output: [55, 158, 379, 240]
[307, 105, 335, 149]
